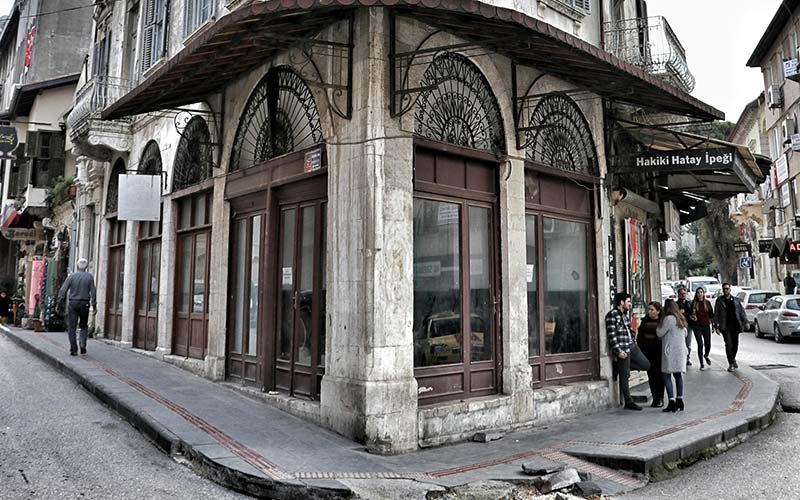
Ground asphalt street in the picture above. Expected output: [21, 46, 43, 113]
[618, 327, 800, 500]
[0, 330, 249, 500]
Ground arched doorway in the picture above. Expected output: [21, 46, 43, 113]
[172, 116, 214, 359]
[133, 141, 163, 351]
[412, 53, 505, 405]
[105, 158, 127, 342]
[227, 66, 326, 399]
[522, 93, 599, 386]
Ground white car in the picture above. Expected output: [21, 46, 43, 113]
[685, 276, 720, 294]
[660, 284, 677, 304]
[754, 295, 800, 342]
[738, 289, 780, 331]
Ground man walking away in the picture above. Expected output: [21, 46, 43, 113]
[784, 271, 797, 295]
[676, 287, 693, 367]
[606, 292, 650, 410]
[58, 258, 97, 356]
[713, 283, 748, 372]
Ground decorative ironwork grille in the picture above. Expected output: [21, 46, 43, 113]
[139, 140, 162, 175]
[230, 66, 323, 171]
[525, 94, 597, 176]
[172, 116, 213, 192]
[106, 158, 127, 214]
[414, 53, 505, 154]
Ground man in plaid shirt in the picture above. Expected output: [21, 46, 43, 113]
[606, 292, 650, 411]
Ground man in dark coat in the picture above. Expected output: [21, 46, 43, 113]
[713, 283, 748, 372]
[784, 271, 797, 295]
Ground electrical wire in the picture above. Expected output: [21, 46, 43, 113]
[5, 3, 96, 22]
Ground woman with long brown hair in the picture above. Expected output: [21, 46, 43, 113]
[690, 287, 714, 369]
[657, 299, 689, 412]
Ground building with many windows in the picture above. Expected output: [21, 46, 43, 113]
[56, 0, 764, 453]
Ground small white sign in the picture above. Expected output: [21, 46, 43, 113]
[526, 264, 534, 283]
[118, 174, 162, 221]
[776, 155, 789, 184]
[414, 261, 441, 278]
[437, 204, 459, 225]
[281, 267, 292, 286]
[785, 58, 799, 79]
[791, 133, 800, 151]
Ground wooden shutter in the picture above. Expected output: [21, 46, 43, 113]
[25, 132, 39, 158]
[140, 0, 156, 72]
[576, 0, 591, 12]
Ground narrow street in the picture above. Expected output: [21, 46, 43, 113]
[0, 331, 248, 500]
[618, 331, 800, 500]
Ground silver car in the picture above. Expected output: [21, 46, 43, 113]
[754, 295, 800, 343]
[737, 289, 780, 329]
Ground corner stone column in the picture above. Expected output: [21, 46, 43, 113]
[499, 159, 534, 420]
[204, 177, 229, 380]
[156, 197, 177, 358]
[320, 7, 418, 454]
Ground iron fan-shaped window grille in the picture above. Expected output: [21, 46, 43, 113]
[524, 94, 597, 176]
[230, 66, 323, 171]
[106, 159, 126, 214]
[414, 53, 506, 154]
[139, 140, 162, 175]
[172, 116, 213, 192]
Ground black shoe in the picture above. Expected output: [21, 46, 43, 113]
[676, 399, 684, 412]
[69, 351, 77, 356]
[79, 342, 87, 355]
[624, 401, 643, 411]
[733, 361, 739, 369]
[687, 359, 692, 366]
[705, 356, 712, 366]
[650, 399, 664, 408]
[662, 400, 677, 413]
[727, 365, 735, 372]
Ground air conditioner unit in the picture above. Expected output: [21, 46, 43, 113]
[769, 85, 783, 109]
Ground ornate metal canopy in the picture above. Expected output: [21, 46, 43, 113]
[139, 140, 162, 175]
[524, 94, 597, 175]
[172, 116, 213, 192]
[414, 52, 505, 154]
[230, 66, 323, 171]
[106, 158, 126, 214]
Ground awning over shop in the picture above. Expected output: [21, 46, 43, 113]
[770, 237, 789, 259]
[101, 0, 723, 121]
[611, 120, 769, 224]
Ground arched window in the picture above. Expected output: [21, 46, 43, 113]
[106, 158, 126, 214]
[524, 94, 597, 176]
[230, 66, 323, 171]
[414, 53, 506, 155]
[172, 116, 213, 192]
[139, 140, 162, 175]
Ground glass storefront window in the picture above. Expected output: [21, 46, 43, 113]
[469, 206, 492, 363]
[247, 216, 261, 356]
[232, 219, 247, 353]
[543, 218, 589, 355]
[525, 215, 539, 357]
[413, 199, 462, 368]
[192, 233, 207, 313]
[277, 208, 296, 361]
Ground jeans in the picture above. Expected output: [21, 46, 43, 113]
[722, 329, 740, 365]
[693, 325, 712, 363]
[663, 372, 684, 399]
[67, 300, 90, 353]
[685, 326, 693, 360]
[615, 344, 650, 404]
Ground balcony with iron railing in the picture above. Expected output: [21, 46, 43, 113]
[603, 16, 695, 94]
[67, 76, 135, 143]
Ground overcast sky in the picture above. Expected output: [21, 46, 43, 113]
[0, 0, 784, 123]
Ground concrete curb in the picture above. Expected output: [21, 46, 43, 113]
[2, 327, 353, 500]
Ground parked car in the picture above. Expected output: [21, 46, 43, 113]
[754, 295, 800, 342]
[660, 284, 677, 304]
[737, 289, 780, 330]
[685, 276, 720, 294]
[415, 312, 486, 365]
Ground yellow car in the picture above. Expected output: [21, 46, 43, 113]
[416, 312, 487, 366]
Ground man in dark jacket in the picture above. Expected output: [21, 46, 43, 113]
[676, 287, 693, 367]
[58, 258, 97, 356]
[606, 292, 650, 410]
[713, 282, 748, 372]
[784, 271, 797, 295]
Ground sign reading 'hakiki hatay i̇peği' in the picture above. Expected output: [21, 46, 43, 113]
[633, 147, 735, 172]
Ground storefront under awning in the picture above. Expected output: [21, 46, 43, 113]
[610, 119, 770, 224]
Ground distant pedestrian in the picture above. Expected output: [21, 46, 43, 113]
[784, 271, 797, 295]
[690, 287, 714, 370]
[0, 290, 10, 325]
[657, 300, 688, 413]
[57, 258, 97, 356]
[713, 283, 748, 372]
[606, 292, 650, 411]
[636, 301, 664, 407]
[676, 287, 693, 367]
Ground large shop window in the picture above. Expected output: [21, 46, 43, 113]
[525, 168, 597, 386]
[173, 191, 212, 359]
[413, 147, 499, 405]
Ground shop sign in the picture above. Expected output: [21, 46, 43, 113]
[733, 242, 750, 253]
[0, 125, 18, 159]
[789, 241, 800, 254]
[632, 147, 735, 172]
[303, 148, 322, 172]
[776, 155, 789, 185]
[785, 58, 799, 80]
[759, 239, 773, 253]
[0, 227, 45, 241]
[118, 174, 161, 221]
[791, 133, 800, 151]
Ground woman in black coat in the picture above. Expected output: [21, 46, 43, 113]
[636, 301, 664, 407]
